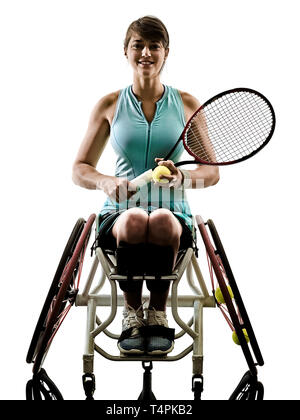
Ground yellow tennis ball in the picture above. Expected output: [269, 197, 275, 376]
[215, 286, 234, 304]
[152, 165, 171, 184]
[232, 329, 250, 345]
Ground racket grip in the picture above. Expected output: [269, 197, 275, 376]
[130, 169, 153, 189]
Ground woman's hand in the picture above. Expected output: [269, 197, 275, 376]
[154, 158, 183, 188]
[99, 175, 137, 203]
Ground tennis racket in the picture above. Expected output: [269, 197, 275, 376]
[131, 87, 276, 188]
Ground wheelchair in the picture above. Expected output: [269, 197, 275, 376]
[26, 212, 264, 401]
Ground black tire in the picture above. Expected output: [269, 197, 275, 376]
[31, 214, 96, 374]
[197, 216, 259, 375]
[26, 218, 85, 365]
[193, 382, 203, 400]
[207, 219, 264, 367]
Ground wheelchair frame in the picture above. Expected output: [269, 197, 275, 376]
[77, 247, 215, 397]
[26, 213, 264, 400]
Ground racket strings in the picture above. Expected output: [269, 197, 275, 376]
[208, 92, 273, 148]
[185, 91, 274, 163]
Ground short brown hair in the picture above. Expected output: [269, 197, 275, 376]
[124, 16, 169, 50]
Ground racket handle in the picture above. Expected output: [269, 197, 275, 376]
[130, 169, 153, 189]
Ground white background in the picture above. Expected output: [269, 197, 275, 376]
[1, 0, 299, 401]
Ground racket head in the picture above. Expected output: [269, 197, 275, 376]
[182, 88, 276, 166]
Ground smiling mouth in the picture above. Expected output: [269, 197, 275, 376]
[138, 61, 154, 65]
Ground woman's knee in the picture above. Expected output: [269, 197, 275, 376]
[148, 209, 182, 242]
[113, 208, 148, 242]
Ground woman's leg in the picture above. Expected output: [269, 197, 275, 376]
[111, 207, 181, 354]
[147, 209, 182, 311]
[111, 207, 182, 311]
[112, 208, 149, 310]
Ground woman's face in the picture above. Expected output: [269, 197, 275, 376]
[125, 32, 169, 79]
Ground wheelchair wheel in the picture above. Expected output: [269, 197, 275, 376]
[26, 218, 85, 365]
[26, 214, 96, 374]
[26, 368, 64, 400]
[229, 370, 264, 400]
[207, 219, 264, 367]
[196, 215, 263, 375]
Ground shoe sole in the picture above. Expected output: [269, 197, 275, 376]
[118, 344, 145, 355]
[146, 342, 174, 355]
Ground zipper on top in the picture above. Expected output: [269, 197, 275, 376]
[132, 85, 166, 169]
[145, 121, 152, 169]
[137, 101, 156, 169]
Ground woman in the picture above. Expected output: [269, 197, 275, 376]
[72, 16, 219, 356]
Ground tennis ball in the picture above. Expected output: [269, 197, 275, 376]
[232, 329, 250, 345]
[152, 165, 171, 184]
[215, 286, 234, 304]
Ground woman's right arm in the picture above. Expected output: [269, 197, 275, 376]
[72, 92, 137, 202]
[72, 93, 114, 190]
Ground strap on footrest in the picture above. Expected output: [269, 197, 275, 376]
[140, 325, 175, 341]
[118, 327, 135, 343]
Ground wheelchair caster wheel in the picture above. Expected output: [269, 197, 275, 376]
[82, 373, 96, 400]
[192, 374, 203, 400]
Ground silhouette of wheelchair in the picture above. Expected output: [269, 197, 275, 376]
[26, 213, 264, 400]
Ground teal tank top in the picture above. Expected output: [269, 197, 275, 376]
[99, 85, 194, 231]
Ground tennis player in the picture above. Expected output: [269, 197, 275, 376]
[72, 16, 219, 355]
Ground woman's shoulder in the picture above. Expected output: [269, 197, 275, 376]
[177, 89, 201, 120]
[91, 90, 121, 124]
[177, 90, 201, 109]
[95, 90, 121, 111]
